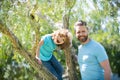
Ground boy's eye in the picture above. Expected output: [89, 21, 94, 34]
[60, 35, 63, 37]
[63, 38, 65, 41]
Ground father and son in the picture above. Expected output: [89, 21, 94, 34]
[35, 20, 112, 80]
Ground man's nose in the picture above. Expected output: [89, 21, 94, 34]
[79, 33, 83, 36]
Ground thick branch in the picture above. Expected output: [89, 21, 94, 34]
[0, 22, 57, 80]
[64, 48, 78, 80]
[63, 0, 78, 80]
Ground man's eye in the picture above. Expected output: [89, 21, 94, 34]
[82, 31, 85, 33]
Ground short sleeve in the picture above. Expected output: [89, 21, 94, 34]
[95, 43, 108, 63]
[41, 35, 49, 45]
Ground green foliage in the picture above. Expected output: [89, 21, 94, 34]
[0, 36, 38, 80]
[0, 0, 120, 79]
[70, 0, 120, 76]
[91, 31, 120, 76]
[0, 0, 66, 79]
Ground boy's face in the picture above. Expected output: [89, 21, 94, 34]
[54, 34, 65, 45]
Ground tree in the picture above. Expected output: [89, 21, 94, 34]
[0, 21, 57, 80]
[0, 0, 78, 80]
[62, 0, 78, 80]
[0, 0, 120, 79]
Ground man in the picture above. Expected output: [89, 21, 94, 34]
[74, 20, 112, 80]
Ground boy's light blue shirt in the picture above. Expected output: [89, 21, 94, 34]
[78, 39, 108, 80]
[39, 34, 57, 61]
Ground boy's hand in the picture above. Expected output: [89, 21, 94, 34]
[35, 56, 42, 64]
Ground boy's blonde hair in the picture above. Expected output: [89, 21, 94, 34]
[52, 29, 72, 49]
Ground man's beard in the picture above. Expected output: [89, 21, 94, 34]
[78, 35, 88, 43]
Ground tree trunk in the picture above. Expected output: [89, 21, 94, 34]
[64, 48, 78, 80]
[0, 22, 57, 80]
[63, 0, 78, 80]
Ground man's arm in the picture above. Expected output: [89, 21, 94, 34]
[100, 59, 112, 80]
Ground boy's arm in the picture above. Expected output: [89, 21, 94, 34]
[35, 39, 44, 64]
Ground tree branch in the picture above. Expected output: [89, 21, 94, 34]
[0, 22, 57, 80]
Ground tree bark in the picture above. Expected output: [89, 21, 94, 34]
[0, 22, 57, 80]
[63, 0, 78, 80]
[64, 48, 78, 80]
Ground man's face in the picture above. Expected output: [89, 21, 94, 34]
[75, 26, 88, 43]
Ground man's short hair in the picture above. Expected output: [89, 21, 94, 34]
[74, 20, 88, 31]
[74, 20, 87, 27]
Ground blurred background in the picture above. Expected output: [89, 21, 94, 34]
[0, 0, 120, 80]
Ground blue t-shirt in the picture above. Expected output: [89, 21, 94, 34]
[78, 39, 108, 80]
[39, 34, 57, 61]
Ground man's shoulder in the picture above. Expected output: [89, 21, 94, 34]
[78, 45, 82, 49]
[91, 40, 106, 55]
[91, 39, 103, 48]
